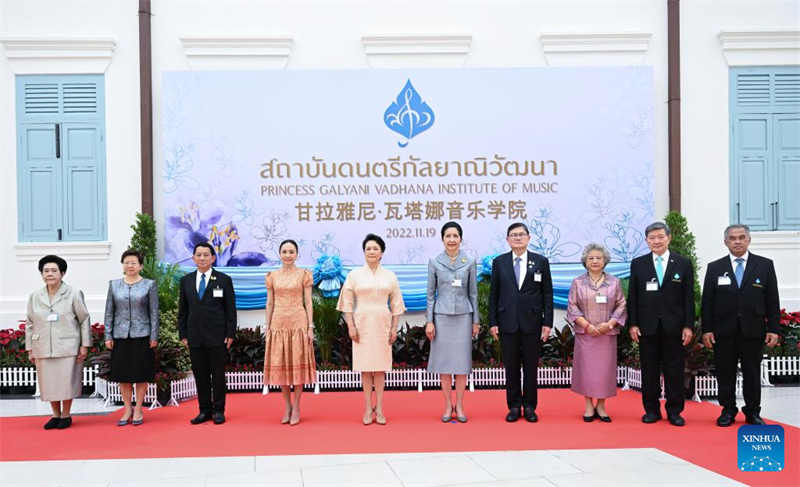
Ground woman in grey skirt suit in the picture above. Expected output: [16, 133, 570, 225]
[104, 249, 159, 426]
[425, 221, 480, 423]
[26, 255, 91, 430]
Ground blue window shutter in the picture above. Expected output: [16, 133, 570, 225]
[774, 114, 800, 229]
[730, 66, 800, 230]
[733, 114, 772, 229]
[15, 74, 107, 242]
[62, 123, 105, 240]
[17, 123, 62, 240]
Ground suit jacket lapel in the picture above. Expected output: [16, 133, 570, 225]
[740, 256, 759, 288]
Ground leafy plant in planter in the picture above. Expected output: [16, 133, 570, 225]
[313, 290, 342, 365]
[540, 320, 574, 368]
[227, 326, 265, 371]
[769, 309, 800, 357]
[392, 324, 430, 368]
[129, 212, 157, 261]
[474, 279, 502, 365]
[664, 211, 713, 392]
[0, 322, 31, 368]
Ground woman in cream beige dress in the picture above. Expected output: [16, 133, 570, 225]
[25, 255, 91, 430]
[263, 239, 316, 425]
[337, 233, 406, 425]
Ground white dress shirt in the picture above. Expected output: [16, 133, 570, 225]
[195, 269, 212, 293]
[729, 251, 749, 273]
[652, 249, 670, 269]
[512, 250, 527, 289]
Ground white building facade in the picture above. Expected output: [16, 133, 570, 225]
[1, 0, 798, 325]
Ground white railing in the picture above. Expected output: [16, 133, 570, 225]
[694, 374, 743, 401]
[92, 377, 161, 409]
[765, 355, 800, 380]
[0, 365, 97, 388]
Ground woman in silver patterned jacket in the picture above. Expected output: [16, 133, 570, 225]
[104, 249, 159, 426]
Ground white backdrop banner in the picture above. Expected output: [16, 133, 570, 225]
[161, 67, 654, 266]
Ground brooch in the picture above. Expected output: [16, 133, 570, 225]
[755, 278, 761, 284]
[673, 273, 680, 279]
[461, 258, 466, 263]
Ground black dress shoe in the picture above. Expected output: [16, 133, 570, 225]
[505, 408, 521, 422]
[745, 414, 765, 425]
[667, 414, 685, 426]
[57, 417, 72, 429]
[583, 414, 595, 422]
[717, 412, 736, 427]
[190, 412, 212, 425]
[212, 412, 226, 424]
[523, 407, 538, 422]
[641, 412, 662, 423]
[43, 417, 61, 430]
[595, 412, 612, 423]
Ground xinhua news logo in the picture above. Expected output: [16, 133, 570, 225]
[738, 424, 784, 472]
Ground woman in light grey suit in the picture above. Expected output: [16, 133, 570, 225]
[104, 249, 159, 426]
[425, 221, 480, 422]
[26, 255, 91, 430]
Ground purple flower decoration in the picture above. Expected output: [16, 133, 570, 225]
[209, 223, 268, 267]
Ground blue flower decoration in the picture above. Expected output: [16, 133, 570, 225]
[313, 255, 347, 298]
[755, 278, 761, 284]
[478, 254, 500, 282]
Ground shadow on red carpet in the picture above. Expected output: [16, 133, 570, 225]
[1, 389, 797, 486]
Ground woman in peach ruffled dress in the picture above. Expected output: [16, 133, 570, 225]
[263, 239, 316, 425]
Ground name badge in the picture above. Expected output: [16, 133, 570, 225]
[595, 295, 608, 304]
[451, 279, 462, 287]
[47, 313, 58, 322]
[212, 288, 223, 298]
[534, 272, 542, 282]
[646, 281, 659, 292]
[717, 276, 731, 286]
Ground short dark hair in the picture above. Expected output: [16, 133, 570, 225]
[193, 242, 216, 256]
[441, 221, 463, 239]
[121, 249, 144, 264]
[362, 233, 386, 252]
[278, 239, 299, 252]
[506, 222, 529, 236]
[644, 221, 671, 237]
[38, 255, 67, 274]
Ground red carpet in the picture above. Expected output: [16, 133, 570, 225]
[1, 389, 797, 486]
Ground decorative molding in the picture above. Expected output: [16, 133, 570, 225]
[361, 34, 472, 67]
[539, 32, 652, 66]
[179, 36, 293, 69]
[750, 231, 800, 251]
[719, 29, 800, 66]
[0, 35, 116, 74]
[14, 241, 113, 262]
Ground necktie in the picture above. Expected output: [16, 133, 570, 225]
[655, 256, 664, 286]
[734, 258, 744, 286]
[514, 257, 522, 288]
[198, 273, 207, 299]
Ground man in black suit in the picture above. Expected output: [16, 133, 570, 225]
[178, 242, 237, 425]
[489, 222, 553, 423]
[701, 224, 780, 427]
[628, 222, 695, 426]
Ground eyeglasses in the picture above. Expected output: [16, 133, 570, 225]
[508, 232, 529, 238]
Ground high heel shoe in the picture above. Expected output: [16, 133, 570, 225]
[455, 406, 468, 423]
[281, 406, 292, 424]
[289, 408, 301, 426]
[583, 408, 596, 422]
[441, 406, 453, 423]
[594, 411, 612, 422]
[363, 408, 374, 425]
[375, 409, 387, 425]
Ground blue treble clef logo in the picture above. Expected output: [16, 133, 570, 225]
[384, 79, 435, 147]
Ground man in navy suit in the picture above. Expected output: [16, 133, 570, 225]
[627, 222, 695, 426]
[178, 242, 237, 425]
[489, 222, 553, 422]
[701, 224, 780, 426]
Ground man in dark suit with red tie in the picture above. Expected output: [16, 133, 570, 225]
[178, 242, 237, 425]
[701, 224, 780, 426]
[627, 222, 695, 426]
[489, 222, 553, 423]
